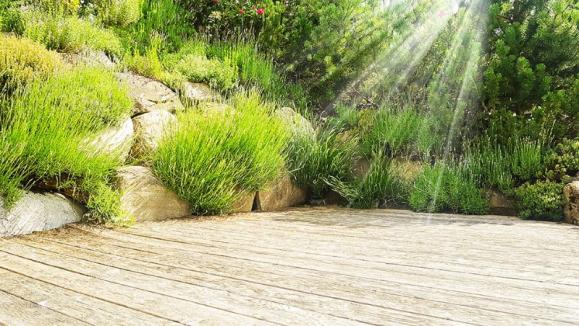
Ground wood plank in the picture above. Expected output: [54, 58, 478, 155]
[0, 289, 88, 326]
[34, 228, 579, 324]
[0, 249, 269, 325]
[17, 237, 468, 326]
[85, 227, 579, 302]
[0, 268, 179, 326]
[0, 241, 366, 326]
[122, 222, 579, 284]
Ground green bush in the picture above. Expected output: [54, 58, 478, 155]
[514, 181, 565, 221]
[0, 67, 131, 221]
[329, 155, 408, 209]
[286, 128, 357, 198]
[14, 10, 122, 56]
[541, 138, 579, 182]
[0, 34, 62, 94]
[167, 54, 237, 91]
[153, 92, 288, 215]
[93, 0, 143, 27]
[409, 163, 488, 215]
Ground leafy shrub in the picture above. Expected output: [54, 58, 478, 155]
[409, 163, 488, 215]
[0, 67, 131, 221]
[168, 54, 237, 91]
[153, 92, 288, 214]
[541, 138, 579, 182]
[93, 0, 143, 27]
[13, 10, 122, 55]
[329, 155, 409, 209]
[0, 34, 62, 94]
[514, 181, 565, 221]
[286, 128, 357, 198]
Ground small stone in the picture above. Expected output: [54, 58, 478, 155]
[116, 166, 191, 222]
[181, 82, 219, 105]
[563, 181, 579, 225]
[275, 107, 315, 139]
[487, 190, 517, 216]
[60, 50, 115, 68]
[1, 192, 85, 237]
[231, 192, 256, 213]
[255, 175, 306, 211]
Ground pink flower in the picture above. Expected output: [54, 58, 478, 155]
[256, 8, 265, 15]
[239, 8, 245, 14]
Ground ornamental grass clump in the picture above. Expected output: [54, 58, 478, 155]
[94, 0, 143, 27]
[153, 92, 289, 215]
[0, 67, 132, 222]
[0, 35, 62, 94]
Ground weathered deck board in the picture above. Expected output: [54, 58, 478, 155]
[1, 208, 578, 325]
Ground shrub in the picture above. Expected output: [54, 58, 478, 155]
[409, 163, 488, 215]
[171, 54, 237, 90]
[514, 181, 565, 221]
[0, 35, 62, 94]
[541, 138, 579, 182]
[0, 67, 131, 222]
[15, 10, 122, 56]
[329, 155, 409, 209]
[93, 0, 143, 27]
[153, 92, 288, 214]
[286, 128, 357, 198]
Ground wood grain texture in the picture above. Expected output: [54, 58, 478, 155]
[1, 208, 579, 325]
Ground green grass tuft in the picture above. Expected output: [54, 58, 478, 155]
[153, 91, 288, 215]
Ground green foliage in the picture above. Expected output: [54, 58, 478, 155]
[0, 34, 62, 94]
[286, 128, 357, 198]
[93, 0, 143, 27]
[540, 138, 579, 182]
[30, 0, 80, 14]
[168, 54, 237, 91]
[330, 155, 409, 209]
[463, 136, 545, 193]
[409, 163, 488, 215]
[358, 107, 437, 159]
[514, 181, 565, 220]
[484, 0, 579, 142]
[9, 10, 122, 56]
[120, 0, 194, 53]
[153, 92, 288, 215]
[0, 67, 131, 221]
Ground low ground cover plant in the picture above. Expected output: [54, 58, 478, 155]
[0, 35, 62, 94]
[153, 92, 288, 215]
[515, 181, 565, 221]
[3, 9, 122, 56]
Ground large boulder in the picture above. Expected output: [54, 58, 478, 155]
[181, 82, 220, 106]
[255, 175, 306, 211]
[117, 72, 184, 116]
[563, 181, 579, 225]
[116, 166, 191, 222]
[1, 192, 85, 237]
[275, 107, 315, 139]
[130, 111, 177, 160]
[88, 118, 134, 163]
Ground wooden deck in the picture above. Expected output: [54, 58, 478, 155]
[1, 208, 578, 325]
